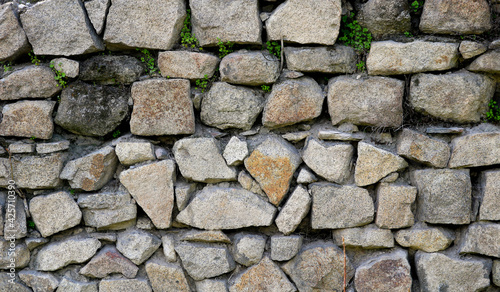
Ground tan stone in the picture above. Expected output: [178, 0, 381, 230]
[396, 128, 450, 168]
[0, 100, 55, 139]
[375, 183, 416, 229]
[158, 51, 219, 80]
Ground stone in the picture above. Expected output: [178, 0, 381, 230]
[177, 186, 276, 230]
[18, 270, 59, 292]
[468, 50, 500, 74]
[460, 223, 500, 258]
[115, 142, 155, 166]
[355, 142, 408, 187]
[411, 169, 471, 225]
[173, 138, 237, 183]
[494, 261, 500, 287]
[25, 237, 48, 250]
[0, 3, 30, 62]
[275, 185, 311, 235]
[175, 242, 235, 280]
[0, 239, 29, 269]
[175, 181, 196, 211]
[395, 223, 454, 253]
[79, 56, 144, 85]
[180, 230, 231, 244]
[296, 168, 317, 184]
[262, 77, 324, 128]
[232, 233, 266, 266]
[223, 137, 248, 166]
[356, 0, 411, 38]
[302, 138, 353, 184]
[396, 128, 451, 168]
[104, 0, 185, 50]
[375, 183, 416, 229]
[220, 51, 280, 85]
[50, 58, 79, 78]
[79, 245, 138, 278]
[116, 228, 161, 265]
[282, 241, 354, 292]
[196, 279, 227, 292]
[318, 130, 364, 142]
[0, 273, 31, 292]
[237, 170, 265, 197]
[284, 46, 356, 73]
[229, 256, 296, 292]
[0, 100, 55, 139]
[162, 235, 176, 262]
[201, 82, 264, 131]
[90, 232, 117, 242]
[354, 249, 412, 292]
[0, 66, 60, 100]
[190, 0, 261, 46]
[29, 191, 82, 237]
[328, 76, 404, 127]
[145, 258, 190, 292]
[282, 131, 310, 143]
[136, 217, 154, 230]
[449, 133, 500, 168]
[459, 41, 487, 59]
[332, 224, 394, 249]
[419, 0, 491, 34]
[84, 0, 110, 34]
[34, 236, 101, 271]
[416, 251, 491, 292]
[266, 0, 341, 45]
[8, 143, 35, 154]
[366, 41, 459, 75]
[3, 198, 27, 239]
[158, 51, 219, 80]
[56, 277, 98, 292]
[60, 146, 118, 191]
[78, 192, 137, 230]
[130, 78, 195, 136]
[99, 279, 152, 292]
[479, 170, 500, 221]
[410, 71, 495, 123]
[20, 0, 104, 55]
[426, 127, 465, 134]
[310, 183, 374, 229]
[270, 235, 302, 261]
[36, 141, 70, 154]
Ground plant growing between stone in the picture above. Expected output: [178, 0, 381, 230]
[29, 50, 41, 66]
[136, 48, 158, 75]
[338, 12, 372, 53]
[261, 85, 271, 92]
[3, 62, 12, 73]
[112, 130, 121, 138]
[356, 61, 366, 72]
[217, 38, 234, 58]
[486, 100, 500, 121]
[50, 61, 67, 88]
[181, 9, 202, 50]
[411, 0, 423, 13]
[266, 41, 281, 59]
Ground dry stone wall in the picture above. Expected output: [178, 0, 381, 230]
[0, 0, 500, 291]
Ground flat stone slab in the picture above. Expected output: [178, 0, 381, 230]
[375, 183, 416, 229]
[0, 100, 56, 139]
[394, 223, 455, 252]
[220, 51, 280, 86]
[158, 51, 219, 80]
[285, 46, 356, 73]
[468, 50, 500, 74]
[275, 185, 311, 235]
[460, 222, 500, 258]
[396, 128, 451, 168]
[479, 170, 500, 221]
[78, 192, 137, 230]
[79, 55, 144, 85]
[145, 259, 189, 292]
[448, 132, 500, 168]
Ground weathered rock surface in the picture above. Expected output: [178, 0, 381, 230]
[175, 242, 235, 280]
[271, 235, 302, 262]
[180, 230, 231, 244]
[78, 192, 137, 230]
[175, 181, 196, 212]
[2, 197, 26, 240]
[238, 170, 266, 198]
[468, 50, 500, 74]
[262, 77, 324, 128]
[232, 233, 266, 266]
[296, 167, 317, 184]
[220, 51, 280, 85]
[0, 3, 30, 62]
[130, 78, 195, 136]
[396, 128, 450, 168]
[0, 239, 29, 269]
[158, 51, 219, 80]
[8, 143, 34, 154]
[196, 279, 227, 292]
[79, 55, 144, 85]
[99, 279, 152, 292]
[223, 137, 248, 166]
[459, 41, 487, 59]
[57, 277, 98, 292]
[375, 183, 416, 229]
[50, 58, 79, 78]
[357, 0, 411, 38]
[275, 185, 311, 235]
[145, 258, 190, 292]
[162, 235, 176, 262]
[460, 223, 500, 258]
[285, 45, 356, 73]
[333, 224, 394, 249]
[328, 76, 404, 127]
[479, 170, 500, 221]
[18, 270, 59, 292]
[449, 133, 500, 168]
[79, 245, 138, 278]
[494, 261, 500, 287]
[84, 0, 110, 35]
[0, 100, 55, 139]
[366, 41, 459, 75]
[115, 141, 155, 166]
[116, 229, 161, 265]
[0, 272, 33, 292]
[0, 66, 60, 100]
[36, 141, 70, 154]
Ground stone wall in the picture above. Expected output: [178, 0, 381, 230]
[1, 0, 500, 291]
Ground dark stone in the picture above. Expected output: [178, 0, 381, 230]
[79, 55, 144, 85]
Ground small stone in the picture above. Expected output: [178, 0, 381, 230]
[285, 46, 356, 73]
[50, 58, 79, 78]
[280, 70, 304, 79]
[180, 230, 231, 244]
[223, 137, 248, 166]
[479, 170, 500, 221]
[115, 142, 155, 166]
[237, 170, 265, 197]
[18, 270, 59, 292]
[84, 0, 110, 35]
[220, 51, 280, 86]
[0, 3, 30, 61]
[0, 100, 56, 139]
[25, 237, 48, 250]
[56, 277, 98, 292]
[79, 55, 144, 85]
[426, 127, 464, 134]
[8, 143, 35, 154]
[275, 185, 311, 235]
[136, 216, 154, 230]
[296, 168, 317, 184]
[318, 130, 364, 141]
[396, 128, 450, 168]
[99, 279, 152, 292]
[145, 258, 190, 292]
[161, 235, 176, 262]
[0, 239, 29, 269]
[282, 131, 310, 143]
[332, 224, 394, 249]
[232, 233, 266, 266]
[449, 132, 500, 168]
[89, 232, 117, 243]
[158, 51, 219, 80]
[356, 0, 411, 38]
[196, 279, 227, 292]
[271, 235, 302, 261]
[459, 41, 487, 59]
[154, 147, 170, 160]
[468, 50, 500, 74]
[460, 222, 500, 258]
[36, 141, 70, 154]
[394, 223, 455, 252]
[375, 183, 416, 229]
[78, 192, 137, 230]
[0, 66, 60, 101]
[116, 228, 161, 265]
[79, 245, 139, 278]
[3, 199, 27, 239]
[175, 181, 196, 211]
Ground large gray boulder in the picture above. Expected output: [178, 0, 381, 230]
[0, 100, 56, 140]
[284, 46, 356, 74]
[0, 3, 30, 62]
[79, 55, 144, 85]
[0, 66, 60, 100]
[357, 0, 411, 38]
[479, 170, 500, 221]
[220, 51, 280, 85]
[175, 242, 235, 280]
[158, 51, 219, 80]
[468, 50, 500, 74]
[396, 128, 451, 168]
[448, 132, 500, 168]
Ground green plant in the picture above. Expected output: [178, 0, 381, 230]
[486, 100, 500, 121]
[27, 220, 35, 229]
[404, 31, 413, 38]
[50, 61, 67, 88]
[30, 136, 36, 140]
[356, 61, 366, 72]
[181, 9, 202, 50]
[112, 130, 121, 138]
[136, 48, 158, 75]
[338, 12, 372, 53]
[217, 38, 234, 58]
[411, 0, 423, 13]
[3, 62, 12, 73]
[261, 85, 271, 92]
[29, 51, 41, 66]
[266, 41, 281, 59]
[69, 189, 75, 195]
[195, 74, 210, 93]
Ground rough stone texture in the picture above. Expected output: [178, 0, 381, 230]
[115, 142, 155, 166]
[79, 55, 144, 85]
[0, 272, 34, 292]
[145, 258, 190, 292]
[3, 197, 27, 240]
[275, 185, 311, 235]
[232, 234, 266, 266]
[238, 170, 266, 198]
[175, 181, 196, 212]
[60, 146, 118, 191]
[460, 41, 487, 59]
[282, 241, 354, 292]
[449, 133, 500, 168]
[262, 77, 324, 128]
[104, 0, 185, 50]
[50, 57, 80, 78]
[36, 141, 70, 154]
[229, 256, 296, 292]
[116, 229, 161, 265]
[0, 66, 60, 100]
[220, 51, 280, 85]
[201, 82, 264, 131]
[99, 279, 152, 292]
[411, 169, 471, 224]
[357, 0, 411, 38]
[396, 128, 451, 168]
[173, 138, 237, 183]
[0, 3, 30, 62]
[158, 51, 219, 80]
[419, 0, 491, 34]
[333, 224, 394, 249]
[0, 100, 55, 139]
[84, 0, 110, 35]
[223, 137, 248, 166]
[266, 0, 341, 45]
[78, 192, 137, 230]
[20, 0, 104, 55]
[310, 183, 374, 229]
[130, 78, 195, 136]
[355, 142, 408, 187]
[366, 41, 459, 75]
[416, 251, 491, 292]
[354, 249, 412, 292]
[196, 279, 227, 292]
[176, 186, 276, 230]
[176, 242, 235, 280]
[18, 270, 59, 292]
[190, 0, 261, 46]
[162, 235, 176, 262]
[296, 168, 317, 184]
[34, 236, 101, 271]
[180, 230, 231, 244]
[460, 223, 500, 258]
[494, 261, 500, 287]
[394, 223, 455, 252]
[0, 239, 29, 269]
[468, 50, 500, 74]
[244, 136, 302, 205]
[410, 71, 495, 123]
[302, 138, 353, 184]
[479, 170, 500, 221]
[26, 238, 48, 251]
[29, 191, 82, 237]
[57, 277, 98, 292]
[8, 143, 34, 154]
[328, 76, 404, 127]
[285, 46, 356, 73]
[79, 245, 138, 278]
[375, 183, 416, 229]
[270, 235, 302, 262]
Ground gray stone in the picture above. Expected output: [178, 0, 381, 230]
[60, 146, 118, 191]
[310, 183, 374, 229]
[285, 46, 356, 73]
[262, 77, 324, 128]
[36, 141, 70, 154]
[136, 216, 154, 230]
[270, 235, 302, 261]
[410, 71, 495, 123]
[201, 82, 264, 131]
[3, 198, 27, 239]
[395, 223, 454, 253]
[396, 128, 450, 168]
[145, 258, 190, 292]
[411, 169, 471, 225]
[419, 0, 491, 34]
[237, 170, 266, 198]
[56, 277, 98, 292]
[84, 0, 110, 35]
[89, 232, 117, 243]
[0, 66, 60, 100]
[20, 0, 104, 55]
[29, 191, 82, 237]
[266, 0, 341, 45]
[197, 279, 227, 292]
[116, 228, 161, 265]
[161, 235, 176, 262]
[318, 130, 364, 141]
[302, 138, 353, 184]
[449, 132, 500, 168]
[175, 181, 196, 211]
[426, 127, 465, 134]
[130, 78, 195, 136]
[104, 0, 185, 50]
[479, 170, 500, 221]
[275, 185, 311, 235]
[459, 41, 487, 59]
[282, 131, 310, 143]
[223, 137, 248, 166]
[375, 183, 416, 229]
[180, 230, 231, 244]
[34, 236, 101, 271]
[0, 273, 31, 292]
[366, 41, 459, 75]
[0, 3, 30, 62]
[174, 138, 237, 183]
[158, 51, 219, 80]
[190, 0, 261, 46]
[25, 237, 49, 250]
[355, 142, 408, 187]
[232, 233, 266, 266]
[176, 186, 276, 230]
[357, 0, 411, 38]
[220, 51, 280, 85]
[494, 261, 500, 287]
[0, 100, 55, 139]
[176, 242, 235, 280]
[332, 224, 394, 249]
[18, 270, 59, 292]
[296, 168, 317, 184]
[78, 192, 137, 230]
[460, 222, 500, 258]
[0, 239, 29, 269]
[468, 50, 500, 74]
[115, 142, 155, 166]
[79, 245, 138, 278]
[50, 58, 79, 78]
[328, 76, 404, 127]
[8, 143, 35, 154]
[79, 55, 144, 85]
[99, 279, 152, 292]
